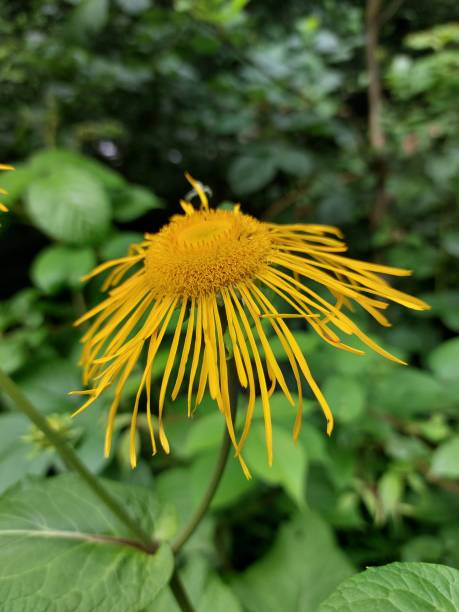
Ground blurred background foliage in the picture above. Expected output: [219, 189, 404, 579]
[1, 0, 459, 610]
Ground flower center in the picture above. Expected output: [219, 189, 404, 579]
[144, 209, 272, 297]
[178, 217, 232, 245]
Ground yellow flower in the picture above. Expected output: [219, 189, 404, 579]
[74, 174, 429, 477]
[0, 164, 14, 213]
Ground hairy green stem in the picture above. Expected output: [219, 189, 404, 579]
[0, 367, 156, 551]
[173, 357, 239, 554]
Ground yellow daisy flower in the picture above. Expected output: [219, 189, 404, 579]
[74, 174, 429, 477]
[0, 164, 15, 213]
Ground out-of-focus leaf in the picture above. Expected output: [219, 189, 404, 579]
[442, 231, 459, 258]
[402, 536, 444, 563]
[378, 469, 403, 520]
[155, 555, 243, 612]
[323, 375, 365, 423]
[72, 0, 109, 34]
[26, 167, 111, 246]
[112, 185, 162, 222]
[30, 149, 125, 192]
[232, 510, 354, 612]
[116, 0, 151, 14]
[420, 291, 459, 332]
[430, 436, 459, 479]
[0, 414, 51, 494]
[0, 474, 173, 611]
[192, 452, 253, 510]
[12, 360, 80, 415]
[100, 232, 144, 260]
[0, 165, 35, 203]
[275, 147, 313, 177]
[428, 337, 459, 383]
[371, 368, 450, 415]
[0, 336, 28, 374]
[31, 245, 96, 294]
[227, 155, 276, 195]
[319, 562, 459, 611]
[244, 422, 307, 506]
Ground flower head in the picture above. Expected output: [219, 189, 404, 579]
[0, 164, 14, 213]
[74, 174, 429, 476]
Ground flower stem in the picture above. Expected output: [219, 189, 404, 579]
[0, 367, 156, 551]
[173, 357, 239, 554]
[169, 569, 196, 612]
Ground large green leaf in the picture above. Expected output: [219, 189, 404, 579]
[0, 474, 173, 611]
[319, 562, 459, 611]
[232, 510, 354, 612]
[26, 166, 111, 245]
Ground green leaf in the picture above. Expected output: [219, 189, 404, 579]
[0, 474, 174, 611]
[26, 167, 111, 246]
[0, 336, 28, 374]
[402, 536, 444, 563]
[31, 245, 96, 294]
[12, 360, 81, 414]
[323, 375, 365, 423]
[430, 436, 459, 479]
[198, 574, 243, 612]
[0, 414, 51, 494]
[155, 556, 243, 611]
[319, 562, 459, 611]
[112, 185, 162, 222]
[115, 0, 151, 14]
[371, 368, 449, 415]
[0, 165, 36, 204]
[100, 232, 144, 260]
[232, 510, 354, 612]
[420, 291, 459, 332]
[192, 452, 253, 510]
[244, 422, 307, 506]
[227, 155, 277, 195]
[184, 413, 224, 457]
[428, 337, 459, 383]
[274, 148, 313, 177]
[72, 0, 109, 34]
[30, 149, 125, 192]
[442, 231, 459, 258]
[378, 470, 403, 519]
